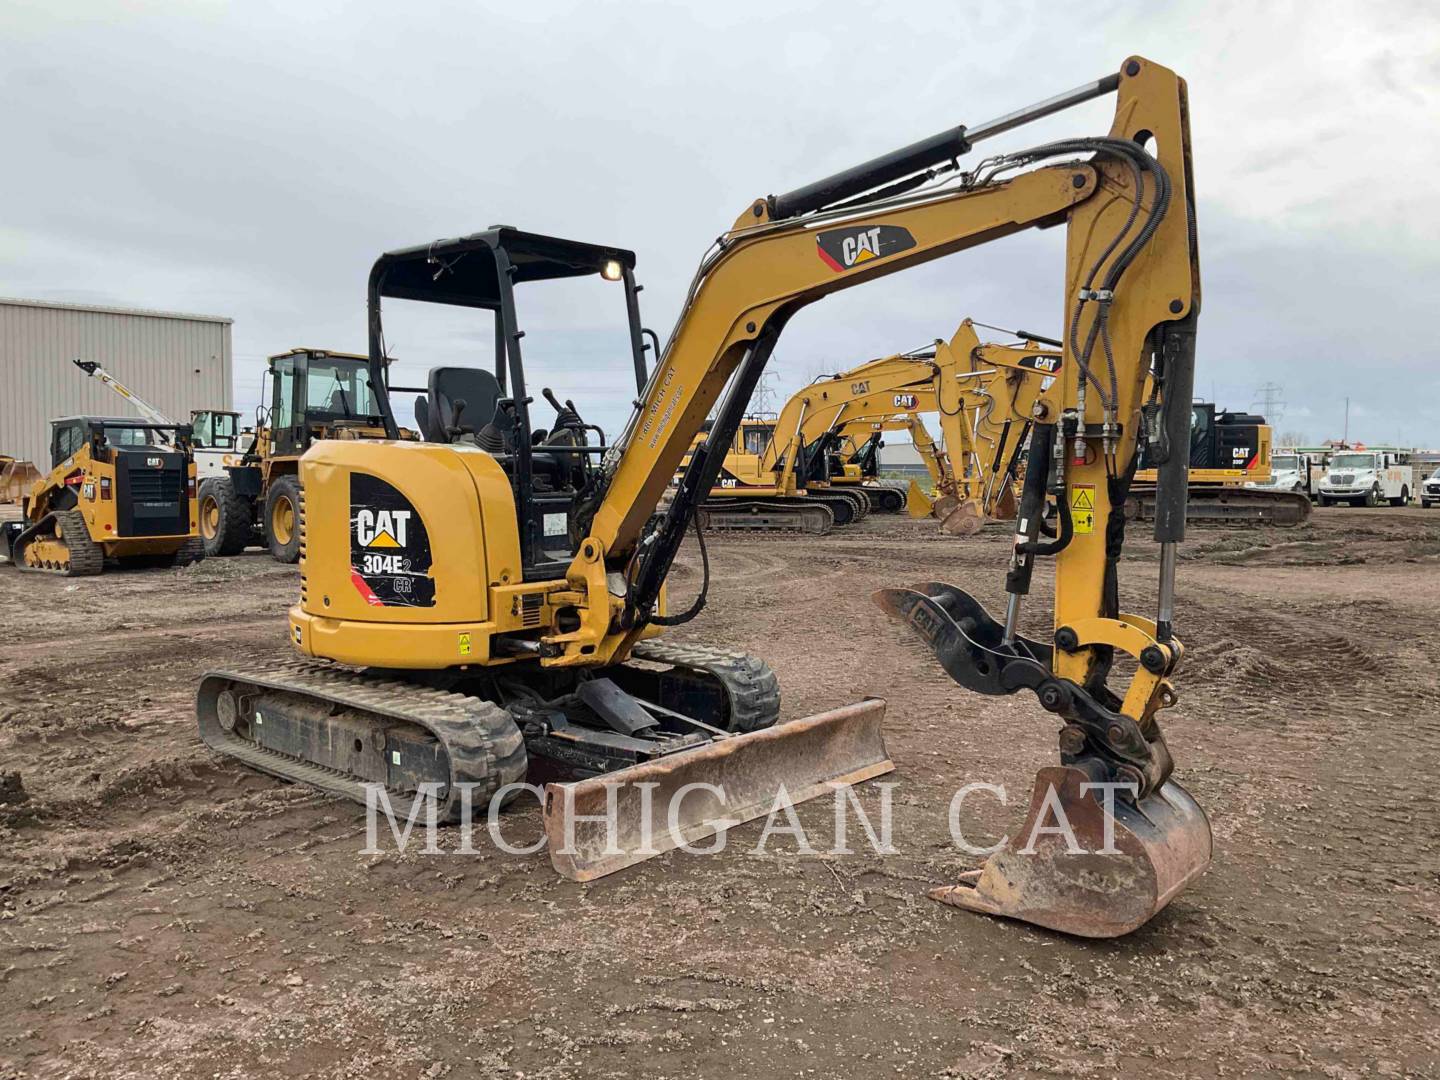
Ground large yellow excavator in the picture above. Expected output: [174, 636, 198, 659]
[198, 57, 1209, 937]
[692, 351, 938, 531]
[816, 322, 1064, 533]
[696, 323, 1061, 532]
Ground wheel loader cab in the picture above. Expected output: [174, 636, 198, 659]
[264, 349, 383, 457]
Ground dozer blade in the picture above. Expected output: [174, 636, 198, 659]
[935, 765, 1212, 938]
[940, 499, 985, 536]
[905, 479, 934, 518]
[544, 699, 892, 882]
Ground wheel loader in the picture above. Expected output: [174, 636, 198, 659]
[199, 56, 1211, 938]
[199, 348, 413, 562]
[0, 417, 201, 575]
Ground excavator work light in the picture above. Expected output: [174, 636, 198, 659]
[601, 259, 624, 281]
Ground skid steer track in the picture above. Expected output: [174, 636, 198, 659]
[11, 510, 105, 576]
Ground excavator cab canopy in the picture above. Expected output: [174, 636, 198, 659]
[366, 227, 652, 577]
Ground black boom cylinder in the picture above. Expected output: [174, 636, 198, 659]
[769, 126, 971, 220]
[1152, 314, 1199, 544]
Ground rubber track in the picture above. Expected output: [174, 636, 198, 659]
[630, 640, 780, 733]
[198, 659, 527, 820]
[15, 509, 104, 577]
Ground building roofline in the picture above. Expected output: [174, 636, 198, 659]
[0, 295, 233, 325]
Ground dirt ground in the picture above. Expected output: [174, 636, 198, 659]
[1, 505, 1438, 1079]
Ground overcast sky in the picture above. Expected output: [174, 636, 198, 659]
[3, 0, 1436, 448]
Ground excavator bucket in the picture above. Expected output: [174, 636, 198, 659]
[544, 699, 892, 881]
[940, 499, 985, 536]
[905, 479, 934, 518]
[0, 458, 40, 505]
[990, 482, 1019, 522]
[935, 765, 1212, 938]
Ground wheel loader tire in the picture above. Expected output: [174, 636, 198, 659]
[265, 476, 303, 563]
[198, 477, 254, 557]
[170, 537, 205, 567]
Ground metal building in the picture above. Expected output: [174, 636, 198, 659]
[877, 439, 930, 479]
[0, 297, 233, 467]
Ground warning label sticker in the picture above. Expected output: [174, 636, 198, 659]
[458, 632, 472, 657]
[1070, 484, 1096, 534]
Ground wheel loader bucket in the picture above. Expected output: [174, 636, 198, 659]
[940, 499, 985, 536]
[544, 699, 892, 881]
[0, 458, 40, 505]
[905, 480, 934, 518]
[935, 765, 1212, 938]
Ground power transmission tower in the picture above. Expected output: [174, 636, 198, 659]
[1252, 382, 1286, 425]
[747, 370, 780, 417]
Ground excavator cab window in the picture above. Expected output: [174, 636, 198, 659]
[367, 227, 647, 579]
[742, 425, 772, 457]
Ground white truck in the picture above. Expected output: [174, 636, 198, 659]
[1317, 449, 1414, 507]
[1421, 465, 1440, 509]
[1246, 448, 1317, 499]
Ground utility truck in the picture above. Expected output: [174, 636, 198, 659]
[1317, 448, 1413, 507]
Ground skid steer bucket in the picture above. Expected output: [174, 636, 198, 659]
[936, 765, 1212, 938]
[544, 699, 892, 881]
[905, 480, 934, 518]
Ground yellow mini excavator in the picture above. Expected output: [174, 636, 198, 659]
[198, 57, 1210, 935]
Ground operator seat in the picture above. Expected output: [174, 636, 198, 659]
[421, 367, 503, 441]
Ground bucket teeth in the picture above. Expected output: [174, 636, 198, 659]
[934, 765, 1212, 938]
[543, 699, 892, 881]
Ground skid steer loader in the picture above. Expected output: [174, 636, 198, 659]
[198, 57, 1211, 937]
[1, 417, 200, 575]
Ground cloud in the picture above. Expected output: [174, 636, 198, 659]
[2, 0, 1436, 449]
